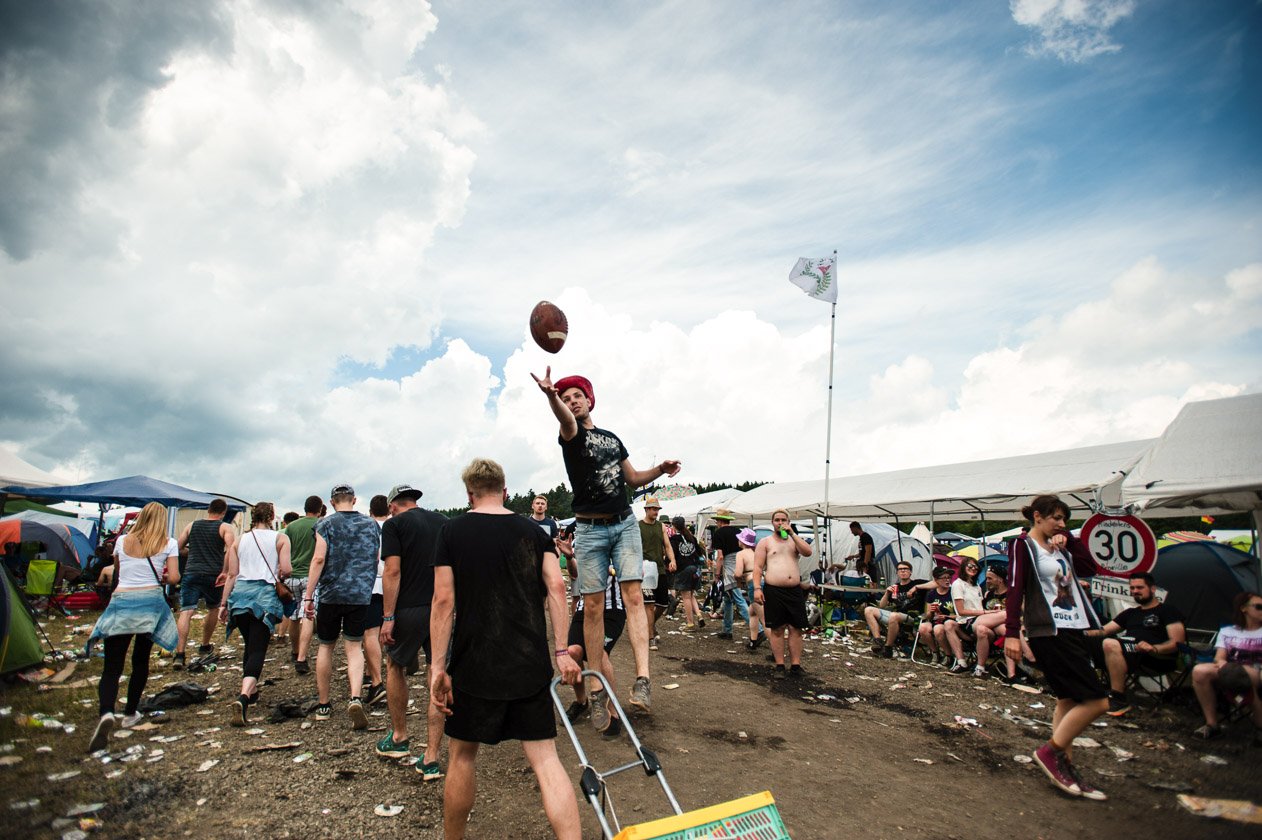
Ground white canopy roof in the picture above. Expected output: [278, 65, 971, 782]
[1122, 393, 1262, 516]
[709, 439, 1151, 523]
[632, 487, 743, 521]
[0, 447, 66, 488]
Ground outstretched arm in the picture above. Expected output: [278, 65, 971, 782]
[621, 458, 681, 489]
[531, 365, 579, 442]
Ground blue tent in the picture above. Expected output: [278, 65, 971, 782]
[1, 475, 245, 521]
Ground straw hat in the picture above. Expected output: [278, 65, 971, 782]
[712, 508, 735, 521]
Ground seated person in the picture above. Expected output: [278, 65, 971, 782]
[864, 561, 926, 657]
[1085, 572, 1185, 716]
[1191, 591, 1262, 742]
[945, 562, 1009, 678]
[915, 567, 956, 666]
[940, 560, 992, 675]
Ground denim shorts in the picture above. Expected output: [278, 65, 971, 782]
[575, 515, 644, 595]
[180, 572, 223, 610]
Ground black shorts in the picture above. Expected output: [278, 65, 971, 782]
[364, 594, 384, 629]
[567, 608, 625, 661]
[315, 602, 369, 643]
[652, 572, 672, 606]
[1028, 630, 1109, 702]
[763, 584, 808, 631]
[386, 604, 432, 666]
[445, 682, 556, 745]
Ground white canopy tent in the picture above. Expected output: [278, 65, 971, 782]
[708, 439, 1151, 523]
[0, 447, 66, 488]
[632, 487, 743, 524]
[1122, 393, 1262, 517]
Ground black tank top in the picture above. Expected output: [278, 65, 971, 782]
[186, 518, 225, 575]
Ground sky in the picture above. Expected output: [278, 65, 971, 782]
[1, 0, 1259, 513]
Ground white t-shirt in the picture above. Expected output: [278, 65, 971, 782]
[950, 578, 984, 614]
[237, 529, 281, 583]
[1032, 541, 1090, 630]
[114, 536, 179, 590]
[1217, 625, 1262, 666]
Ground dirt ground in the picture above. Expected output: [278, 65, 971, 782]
[2, 608, 1260, 839]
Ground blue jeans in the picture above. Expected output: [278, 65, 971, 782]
[574, 514, 644, 595]
[722, 587, 749, 634]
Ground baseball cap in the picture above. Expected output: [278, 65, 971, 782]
[331, 483, 355, 497]
[387, 484, 423, 504]
[644, 496, 662, 509]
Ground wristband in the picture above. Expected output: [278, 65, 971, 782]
[381, 615, 395, 622]
[303, 598, 314, 602]
[555, 649, 569, 657]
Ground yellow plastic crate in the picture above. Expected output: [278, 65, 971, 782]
[614, 791, 788, 840]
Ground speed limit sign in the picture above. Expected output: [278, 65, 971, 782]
[1080, 513, 1157, 578]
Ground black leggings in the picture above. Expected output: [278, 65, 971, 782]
[99, 633, 154, 716]
[237, 613, 271, 681]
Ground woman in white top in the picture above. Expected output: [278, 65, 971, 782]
[219, 502, 291, 726]
[87, 502, 181, 752]
[941, 560, 988, 674]
[1191, 590, 1262, 741]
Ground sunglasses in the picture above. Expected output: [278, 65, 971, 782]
[1248, 603, 1262, 611]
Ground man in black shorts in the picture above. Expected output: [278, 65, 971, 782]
[752, 510, 813, 678]
[639, 497, 675, 651]
[430, 458, 581, 840]
[375, 483, 448, 779]
[1087, 572, 1186, 717]
[305, 484, 380, 729]
[561, 541, 625, 737]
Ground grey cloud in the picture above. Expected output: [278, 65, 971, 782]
[0, 0, 232, 259]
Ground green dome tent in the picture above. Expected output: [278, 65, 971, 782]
[1, 567, 44, 674]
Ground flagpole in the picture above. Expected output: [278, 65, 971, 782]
[822, 248, 837, 569]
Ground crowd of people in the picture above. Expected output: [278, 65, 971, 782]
[79, 367, 1262, 832]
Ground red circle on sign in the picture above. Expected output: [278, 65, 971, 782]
[1080, 513, 1157, 578]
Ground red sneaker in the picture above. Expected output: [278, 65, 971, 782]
[1032, 743, 1081, 797]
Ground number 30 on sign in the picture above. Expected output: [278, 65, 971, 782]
[1080, 513, 1157, 578]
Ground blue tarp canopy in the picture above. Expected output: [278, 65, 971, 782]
[1, 475, 245, 515]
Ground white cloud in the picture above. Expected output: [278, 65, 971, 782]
[1011, 0, 1136, 62]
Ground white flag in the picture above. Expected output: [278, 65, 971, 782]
[788, 256, 838, 304]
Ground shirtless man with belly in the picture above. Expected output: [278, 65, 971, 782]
[752, 509, 813, 679]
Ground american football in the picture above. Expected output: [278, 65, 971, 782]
[529, 300, 568, 354]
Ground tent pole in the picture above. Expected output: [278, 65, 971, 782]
[929, 501, 936, 556]
[821, 283, 837, 572]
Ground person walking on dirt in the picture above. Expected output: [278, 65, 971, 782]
[560, 531, 625, 737]
[87, 501, 182, 752]
[174, 498, 236, 669]
[753, 510, 813, 679]
[429, 458, 581, 840]
[1006, 494, 1109, 801]
[531, 367, 680, 714]
[669, 516, 706, 631]
[305, 484, 380, 730]
[375, 483, 448, 780]
[219, 502, 291, 726]
[733, 528, 765, 650]
[282, 495, 321, 675]
[639, 497, 675, 651]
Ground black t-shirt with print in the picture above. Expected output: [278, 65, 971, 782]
[924, 588, 955, 625]
[1115, 602, 1184, 646]
[379, 506, 447, 609]
[560, 425, 630, 515]
[670, 533, 704, 568]
[434, 513, 554, 700]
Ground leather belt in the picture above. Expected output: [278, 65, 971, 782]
[573, 508, 634, 526]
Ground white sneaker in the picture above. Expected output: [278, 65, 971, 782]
[120, 712, 144, 728]
[88, 713, 115, 753]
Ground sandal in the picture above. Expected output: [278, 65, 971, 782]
[1193, 723, 1222, 740]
